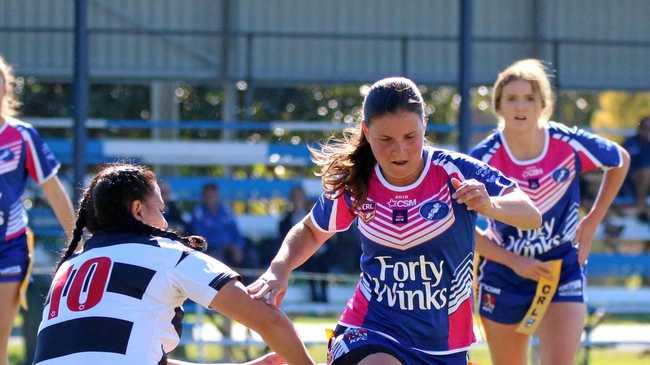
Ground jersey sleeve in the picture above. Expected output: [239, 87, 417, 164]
[170, 250, 240, 308]
[447, 153, 516, 197]
[567, 127, 623, 173]
[310, 191, 355, 233]
[20, 125, 60, 184]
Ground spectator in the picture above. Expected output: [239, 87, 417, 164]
[624, 116, 650, 222]
[159, 181, 190, 234]
[191, 183, 245, 267]
[279, 186, 328, 302]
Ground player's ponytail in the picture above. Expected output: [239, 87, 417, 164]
[310, 77, 425, 209]
[56, 187, 92, 269]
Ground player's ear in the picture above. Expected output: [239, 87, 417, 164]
[130, 200, 144, 221]
[361, 121, 369, 139]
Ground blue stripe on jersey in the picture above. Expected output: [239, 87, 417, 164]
[175, 251, 190, 266]
[106, 262, 156, 300]
[34, 316, 133, 362]
[208, 272, 239, 291]
[171, 307, 184, 337]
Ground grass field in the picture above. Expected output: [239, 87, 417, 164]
[11, 314, 649, 364]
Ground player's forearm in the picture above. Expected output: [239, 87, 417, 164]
[270, 216, 329, 274]
[486, 189, 541, 230]
[254, 310, 314, 365]
[587, 147, 630, 222]
[475, 230, 519, 268]
[42, 176, 75, 240]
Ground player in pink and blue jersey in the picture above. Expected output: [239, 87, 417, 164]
[471, 59, 630, 365]
[248, 77, 541, 365]
[0, 55, 74, 365]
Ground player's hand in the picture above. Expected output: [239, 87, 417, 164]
[451, 178, 492, 214]
[576, 214, 598, 266]
[247, 266, 290, 307]
[242, 352, 285, 365]
[511, 255, 553, 281]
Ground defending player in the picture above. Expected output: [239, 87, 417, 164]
[33, 164, 314, 365]
[471, 59, 630, 365]
[248, 77, 542, 365]
[0, 55, 74, 365]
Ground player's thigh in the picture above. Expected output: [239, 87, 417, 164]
[357, 352, 401, 365]
[480, 316, 528, 365]
[0, 282, 21, 341]
[537, 302, 585, 365]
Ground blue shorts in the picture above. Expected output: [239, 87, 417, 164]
[328, 325, 469, 365]
[477, 247, 585, 324]
[0, 234, 29, 282]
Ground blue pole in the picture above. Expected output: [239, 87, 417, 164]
[73, 0, 88, 204]
[458, 0, 473, 153]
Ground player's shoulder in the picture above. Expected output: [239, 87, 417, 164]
[428, 145, 481, 166]
[548, 120, 579, 138]
[469, 131, 501, 161]
[4, 116, 35, 133]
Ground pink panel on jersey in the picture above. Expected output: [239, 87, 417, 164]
[447, 298, 475, 349]
[335, 194, 354, 231]
[577, 151, 598, 173]
[339, 283, 369, 327]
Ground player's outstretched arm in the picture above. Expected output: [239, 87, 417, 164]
[41, 175, 75, 240]
[247, 214, 333, 307]
[576, 145, 630, 265]
[168, 352, 284, 365]
[451, 178, 541, 230]
[209, 279, 315, 365]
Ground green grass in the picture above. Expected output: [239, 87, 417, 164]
[9, 338, 650, 364]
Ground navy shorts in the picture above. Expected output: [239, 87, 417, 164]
[0, 234, 29, 283]
[477, 247, 585, 324]
[328, 325, 469, 365]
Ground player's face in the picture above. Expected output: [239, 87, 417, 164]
[136, 182, 169, 230]
[364, 110, 425, 186]
[498, 79, 544, 132]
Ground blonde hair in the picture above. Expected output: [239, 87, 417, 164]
[492, 59, 554, 128]
[0, 55, 20, 118]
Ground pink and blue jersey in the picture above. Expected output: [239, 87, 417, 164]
[311, 146, 514, 354]
[470, 122, 623, 260]
[0, 117, 60, 242]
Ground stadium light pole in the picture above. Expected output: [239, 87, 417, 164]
[458, 0, 473, 153]
[73, 0, 89, 204]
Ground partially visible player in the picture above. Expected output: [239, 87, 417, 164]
[471, 59, 630, 365]
[248, 77, 541, 365]
[33, 164, 314, 365]
[0, 55, 74, 365]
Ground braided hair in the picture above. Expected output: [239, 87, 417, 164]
[56, 163, 206, 269]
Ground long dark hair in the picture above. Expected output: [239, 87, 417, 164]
[57, 163, 206, 269]
[310, 77, 425, 209]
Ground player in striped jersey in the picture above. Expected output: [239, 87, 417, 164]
[0, 55, 74, 365]
[471, 59, 630, 365]
[34, 164, 314, 365]
[248, 77, 541, 365]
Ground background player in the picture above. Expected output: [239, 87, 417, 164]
[471, 59, 630, 365]
[0, 55, 74, 365]
[248, 77, 541, 365]
[33, 163, 314, 365]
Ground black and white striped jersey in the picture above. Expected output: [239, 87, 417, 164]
[34, 232, 239, 365]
